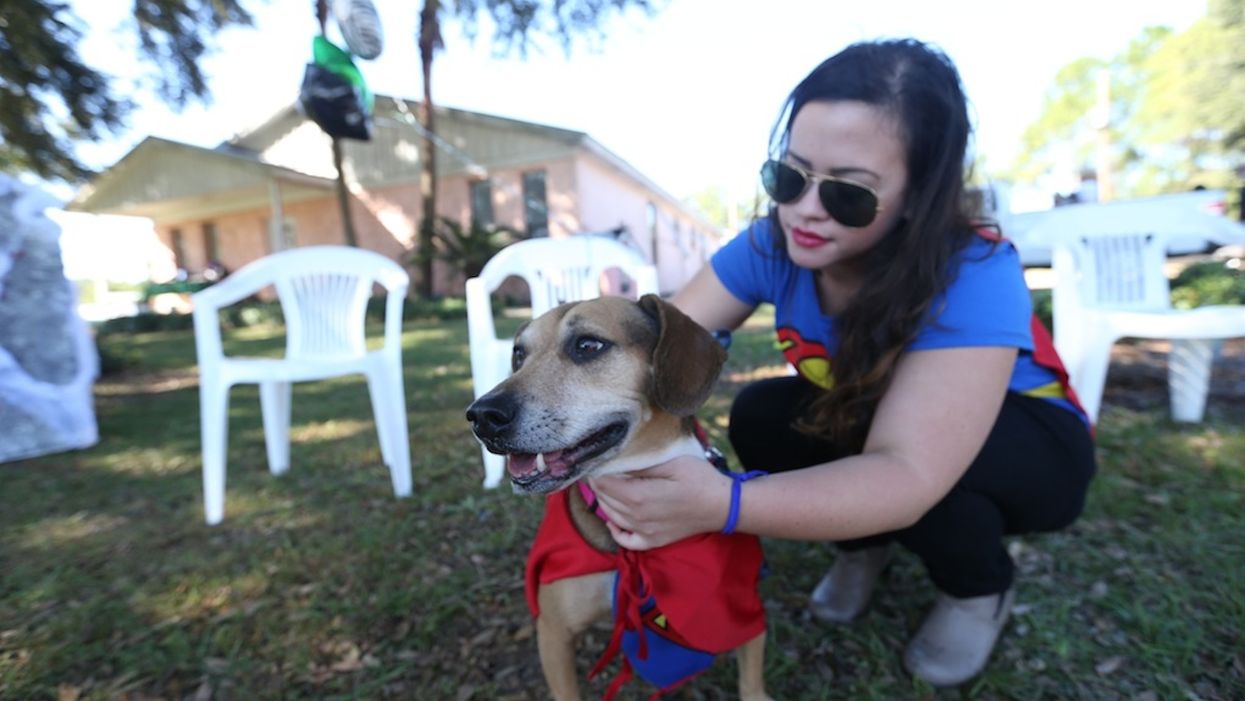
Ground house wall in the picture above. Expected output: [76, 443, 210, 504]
[152, 151, 714, 299]
[101, 103, 719, 301]
[574, 155, 717, 295]
[147, 157, 583, 296]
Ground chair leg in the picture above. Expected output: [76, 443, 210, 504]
[368, 363, 412, 498]
[200, 378, 231, 526]
[481, 443, 505, 489]
[1168, 339, 1218, 423]
[366, 371, 395, 468]
[259, 381, 292, 475]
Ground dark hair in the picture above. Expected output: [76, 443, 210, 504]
[765, 38, 976, 449]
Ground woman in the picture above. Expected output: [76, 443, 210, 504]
[590, 38, 1096, 687]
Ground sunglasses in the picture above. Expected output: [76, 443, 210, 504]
[759, 159, 883, 228]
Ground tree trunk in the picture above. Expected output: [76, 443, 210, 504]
[332, 137, 359, 246]
[316, 0, 358, 247]
[416, 0, 441, 298]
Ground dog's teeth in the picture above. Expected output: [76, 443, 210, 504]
[535, 453, 547, 473]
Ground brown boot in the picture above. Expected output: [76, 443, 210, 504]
[903, 586, 1015, 687]
[808, 545, 891, 623]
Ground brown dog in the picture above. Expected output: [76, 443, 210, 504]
[466, 294, 771, 701]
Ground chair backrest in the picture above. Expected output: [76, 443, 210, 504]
[194, 246, 409, 361]
[475, 236, 659, 316]
[464, 236, 658, 404]
[1050, 232, 1173, 363]
[1051, 232, 1172, 312]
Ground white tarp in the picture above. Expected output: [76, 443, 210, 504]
[0, 175, 98, 463]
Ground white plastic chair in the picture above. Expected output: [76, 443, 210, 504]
[1050, 231, 1245, 424]
[465, 236, 659, 488]
[192, 245, 412, 524]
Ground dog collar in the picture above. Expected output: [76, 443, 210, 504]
[577, 481, 611, 524]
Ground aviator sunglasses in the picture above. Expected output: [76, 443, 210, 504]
[760, 159, 883, 228]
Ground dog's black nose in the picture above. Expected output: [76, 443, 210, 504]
[466, 393, 519, 439]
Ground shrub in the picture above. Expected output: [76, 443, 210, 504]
[1170, 260, 1245, 309]
[1031, 288, 1053, 330]
[96, 342, 141, 376]
[1028, 259, 1245, 328]
[96, 312, 194, 335]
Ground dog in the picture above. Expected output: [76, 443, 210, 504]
[466, 294, 771, 701]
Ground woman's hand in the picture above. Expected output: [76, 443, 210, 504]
[589, 455, 732, 550]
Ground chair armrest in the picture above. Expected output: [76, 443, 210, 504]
[192, 299, 225, 366]
[466, 276, 503, 396]
[382, 282, 408, 356]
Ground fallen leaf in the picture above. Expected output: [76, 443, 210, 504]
[1095, 656, 1125, 675]
[187, 682, 212, 701]
[57, 684, 81, 701]
[329, 642, 363, 672]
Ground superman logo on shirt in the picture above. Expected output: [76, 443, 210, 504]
[776, 327, 834, 389]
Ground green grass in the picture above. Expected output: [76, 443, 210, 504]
[2, 310, 1243, 700]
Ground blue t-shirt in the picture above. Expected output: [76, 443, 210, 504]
[711, 219, 1084, 419]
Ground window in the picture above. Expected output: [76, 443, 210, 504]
[171, 228, 187, 270]
[470, 179, 495, 228]
[203, 222, 220, 263]
[264, 217, 298, 253]
[522, 170, 549, 237]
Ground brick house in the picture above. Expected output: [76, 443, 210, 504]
[69, 96, 722, 296]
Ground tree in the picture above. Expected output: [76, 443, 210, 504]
[426, 216, 519, 280]
[412, 0, 660, 299]
[1007, 3, 1245, 200]
[1139, 0, 1245, 165]
[0, 0, 253, 182]
[688, 185, 763, 233]
[1006, 27, 1171, 195]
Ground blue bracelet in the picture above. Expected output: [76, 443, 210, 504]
[722, 470, 768, 535]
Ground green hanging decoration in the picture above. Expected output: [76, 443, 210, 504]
[298, 35, 374, 141]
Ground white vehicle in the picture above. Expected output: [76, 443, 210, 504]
[986, 188, 1243, 267]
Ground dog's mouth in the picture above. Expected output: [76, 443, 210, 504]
[506, 421, 629, 493]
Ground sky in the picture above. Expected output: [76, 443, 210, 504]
[63, 0, 1207, 210]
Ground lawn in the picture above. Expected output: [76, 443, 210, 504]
[2, 309, 1243, 701]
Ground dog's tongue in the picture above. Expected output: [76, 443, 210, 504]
[507, 449, 572, 478]
[508, 454, 538, 478]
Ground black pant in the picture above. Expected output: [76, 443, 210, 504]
[728, 376, 1097, 598]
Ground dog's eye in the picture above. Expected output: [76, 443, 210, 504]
[511, 345, 527, 371]
[569, 335, 610, 362]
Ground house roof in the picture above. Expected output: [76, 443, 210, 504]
[70, 96, 716, 232]
[68, 136, 334, 219]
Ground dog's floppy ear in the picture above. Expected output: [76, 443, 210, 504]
[638, 293, 727, 417]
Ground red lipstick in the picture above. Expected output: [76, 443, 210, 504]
[791, 227, 829, 249]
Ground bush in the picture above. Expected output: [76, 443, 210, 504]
[140, 280, 213, 301]
[1028, 259, 1245, 328]
[222, 301, 284, 328]
[96, 312, 194, 335]
[408, 296, 471, 320]
[1170, 260, 1245, 309]
[96, 342, 141, 376]
[1031, 288, 1053, 330]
